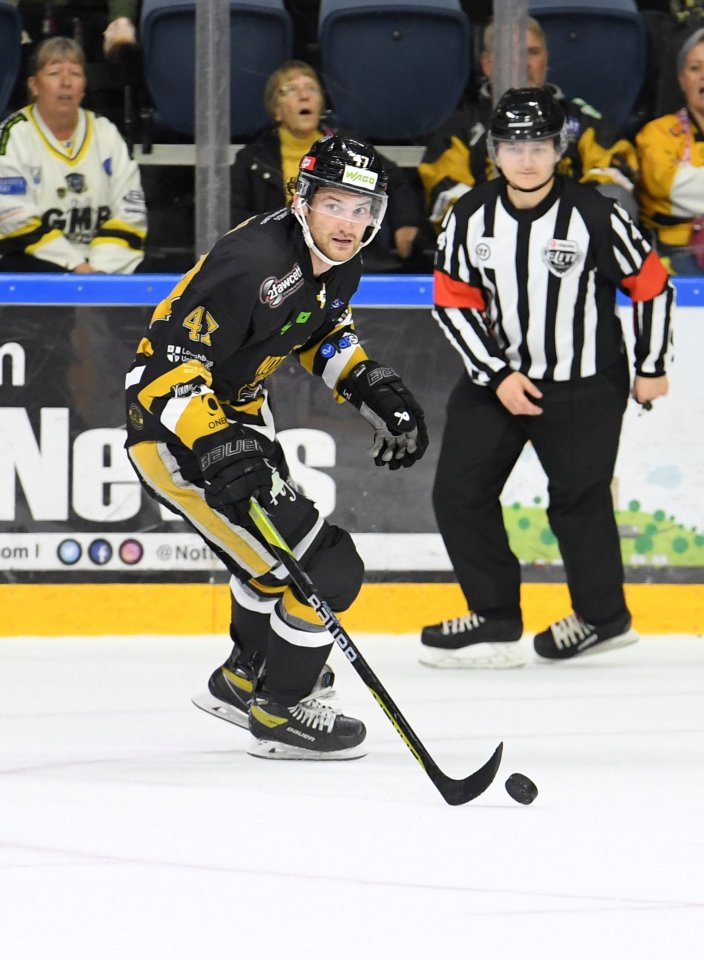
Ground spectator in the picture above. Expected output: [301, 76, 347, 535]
[230, 60, 426, 270]
[636, 27, 704, 274]
[638, 1, 704, 118]
[10, 2, 138, 61]
[0, 36, 146, 272]
[103, 3, 138, 59]
[418, 17, 639, 228]
[420, 86, 673, 668]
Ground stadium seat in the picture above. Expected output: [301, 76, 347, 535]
[0, 3, 21, 119]
[318, 0, 471, 143]
[140, 0, 292, 138]
[529, 0, 646, 129]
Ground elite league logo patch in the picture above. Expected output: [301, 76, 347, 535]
[542, 239, 582, 277]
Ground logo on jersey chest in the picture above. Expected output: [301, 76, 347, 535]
[542, 239, 582, 277]
[57, 173, 87, 198]
[259, 263, 304, 308]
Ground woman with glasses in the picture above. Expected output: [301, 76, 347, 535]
[230, 60, 425, 271]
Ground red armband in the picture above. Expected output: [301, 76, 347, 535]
[621, 250, 668, 302]
[433, 270, 486, 310]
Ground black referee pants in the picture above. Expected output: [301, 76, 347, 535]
[433, 356, 630, 627]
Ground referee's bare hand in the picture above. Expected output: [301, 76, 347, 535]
[496, 372, 544, 416]
[632, 374, 669, 408]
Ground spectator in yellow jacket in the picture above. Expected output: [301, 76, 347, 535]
[418, 17, 639, 228]
[636, 27, 704, 275]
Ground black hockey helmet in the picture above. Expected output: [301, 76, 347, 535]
[296, 134, 389, 205]
[293, 135, 389, 263]
[488, 86, 567, 160]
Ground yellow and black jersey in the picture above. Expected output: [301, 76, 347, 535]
[418, 85, 638, 226]
[433, 176, 673, 388]
[125, 207, 367, 451]
[636, 109, 704, 248]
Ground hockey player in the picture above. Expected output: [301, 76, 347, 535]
[125, 135, 428, 759]
[0, 36, 146, 273]
[420, 87, 673, 668]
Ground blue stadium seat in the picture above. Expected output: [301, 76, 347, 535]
[529, 0, 646, 129]
[140, 0, 292, 138]
[318, 0, 471, 143]
[0, 2, 21, 119]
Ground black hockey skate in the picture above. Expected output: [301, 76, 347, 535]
[534, 612, 639, 660]
[420, 613, 525, 669]
[247, 694, 366, 760]
[192, 656, 336, 729]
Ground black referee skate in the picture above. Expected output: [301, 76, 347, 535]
[192, 656, 336, 729]
[247, 694, 366, 760]
[534, 612, 639, 660]
[419, 613, 525, 669]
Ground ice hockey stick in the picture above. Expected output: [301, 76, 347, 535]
[249, 498, 503, 806]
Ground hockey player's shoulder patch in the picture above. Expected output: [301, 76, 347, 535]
[0, 111, 28, 156]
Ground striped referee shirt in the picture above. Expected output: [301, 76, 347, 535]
[433, 175, 674, 387]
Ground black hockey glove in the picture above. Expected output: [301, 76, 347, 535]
[339, 360, 428, 470]
[193, 424, 273, 521]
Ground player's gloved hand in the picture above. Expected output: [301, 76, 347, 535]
[339, 360, 428, 470]
[193, 424, 273, 520]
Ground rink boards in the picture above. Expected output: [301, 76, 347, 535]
[1, 274, 703, 635]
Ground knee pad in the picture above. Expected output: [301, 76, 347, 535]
[302, 524, 364, 612]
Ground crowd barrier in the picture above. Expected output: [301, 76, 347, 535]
[1, 274, 702, 635]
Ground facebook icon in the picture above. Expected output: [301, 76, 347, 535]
[88, 539, 113, 565]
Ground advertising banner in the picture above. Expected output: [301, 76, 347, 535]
[1, 284, 702, 584]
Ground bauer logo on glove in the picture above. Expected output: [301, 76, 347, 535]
[193, 425, 273, 521]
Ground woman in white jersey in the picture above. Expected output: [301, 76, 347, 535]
[0, 36, 146, 273]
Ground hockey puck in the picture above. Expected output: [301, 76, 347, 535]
[505, 772, 538, 805]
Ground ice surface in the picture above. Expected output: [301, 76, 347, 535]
[1, 632, 702, 959]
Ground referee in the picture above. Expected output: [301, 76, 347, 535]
[421, 86, 674, 668]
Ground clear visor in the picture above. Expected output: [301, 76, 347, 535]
[489, 128, 566, 162]
[494, 136, 558, 153]
[304, 178, 388, 226]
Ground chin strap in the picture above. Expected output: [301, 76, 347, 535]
[293, 198, 346, 267]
